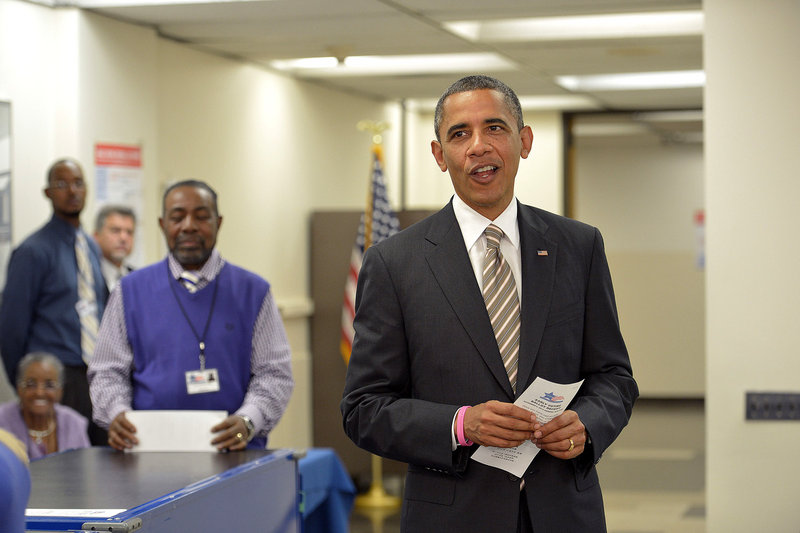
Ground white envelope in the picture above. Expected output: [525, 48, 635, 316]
[124, 410, 228, 452]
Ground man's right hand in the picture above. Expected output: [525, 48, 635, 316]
[107, 412, 138, 451]
[461, 400, 536, 448]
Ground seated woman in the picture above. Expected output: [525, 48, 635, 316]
[0, 352, 90, 459]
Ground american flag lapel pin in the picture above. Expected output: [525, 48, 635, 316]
[537, 250, 548, 256]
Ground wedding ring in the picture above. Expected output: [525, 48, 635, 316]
[236, 432, 244, 441]
[568, 438, 575, 452]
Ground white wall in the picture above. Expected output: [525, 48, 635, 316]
[405, 108, 455, 210]
[0, 0, 61, 240]
[516, 110, 563, 215]
[705, 0, 800, 530]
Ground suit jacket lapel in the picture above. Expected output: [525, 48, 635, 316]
[516, 204, 557, 393]
[424, 204, 515, 397]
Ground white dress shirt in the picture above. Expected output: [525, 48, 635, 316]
[450, 195, 522, 449]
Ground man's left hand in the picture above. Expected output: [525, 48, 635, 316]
[531, 409, 587, 460]
[210, 415, 249, 451]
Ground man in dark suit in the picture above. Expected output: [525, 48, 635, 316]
[1, 158, 108, 445]
[341, 75, 638, 532]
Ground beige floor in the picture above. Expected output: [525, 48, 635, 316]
[350, 399, 706, 533]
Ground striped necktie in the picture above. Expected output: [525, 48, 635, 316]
[75, 231, 99, 364]
[180, 271, 200, 293]
[482, 224, 521, 393]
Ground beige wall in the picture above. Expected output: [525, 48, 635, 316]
[575, 139, 705, 397]
[0, 0, 566, 443]
[705, 0, 800, 529]
[154, 37, 396, 448]
[405, 108, 563, 215]
[77, 13, 160, 263]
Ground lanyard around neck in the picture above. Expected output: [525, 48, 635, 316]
[168, 269, 220, 370]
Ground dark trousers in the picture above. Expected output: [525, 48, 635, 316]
[517, 487, 533, 533]
[62, 364, 107, 446]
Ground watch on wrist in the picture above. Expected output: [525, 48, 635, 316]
[240, 415, 255, 441]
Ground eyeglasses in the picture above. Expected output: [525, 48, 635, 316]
[49, 180, 86, 191]
[20, 379, 60, 391]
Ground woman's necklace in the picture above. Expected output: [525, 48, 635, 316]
[28, 419, 55, 444]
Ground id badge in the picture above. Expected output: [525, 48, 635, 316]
[185, 368, 220, 394]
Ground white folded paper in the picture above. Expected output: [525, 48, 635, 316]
[470, 377, 583, 477]
[124, 410, 228, 452]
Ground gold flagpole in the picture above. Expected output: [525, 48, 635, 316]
[356, 454, 401, 510]
[357, 119, 390, 146]
[353, 119, 401, 512]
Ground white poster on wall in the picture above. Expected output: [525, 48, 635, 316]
[94, 143, 144, 268]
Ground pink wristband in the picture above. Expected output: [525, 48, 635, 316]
[456, 406, 473, 446]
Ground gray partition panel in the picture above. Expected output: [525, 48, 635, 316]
[310, 209, 433, 488]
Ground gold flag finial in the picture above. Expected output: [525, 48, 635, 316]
[357, 120, 390, 145]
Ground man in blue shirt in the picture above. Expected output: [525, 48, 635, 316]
[0, 158, 108, 444]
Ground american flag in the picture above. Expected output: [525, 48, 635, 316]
[541, 392, 565, 403]
[340, 145, 399, 365]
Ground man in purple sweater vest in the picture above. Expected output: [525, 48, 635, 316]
[88, 180, 293, 451]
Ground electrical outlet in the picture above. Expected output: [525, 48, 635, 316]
[745, 392, 800, 420]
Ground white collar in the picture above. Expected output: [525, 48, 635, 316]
[452, 195, 519, 251]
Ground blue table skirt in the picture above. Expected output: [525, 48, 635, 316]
[299, 448, 356, 533]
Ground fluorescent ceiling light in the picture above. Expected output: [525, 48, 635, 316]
[76, 0, 264, 6]
[518, 95, 600, 110]
[270, 53, 516, 77]
[444, 10, 703, 42]
[274, 57, 339, 70]
[556, 70, 705, 91]
[406, 95, 600, 112]
[573, 123, 652, 137]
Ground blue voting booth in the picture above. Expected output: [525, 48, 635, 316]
[24, 447, 355, 532]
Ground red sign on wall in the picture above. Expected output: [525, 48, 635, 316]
[94, 143, 141, 168]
